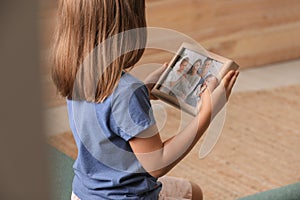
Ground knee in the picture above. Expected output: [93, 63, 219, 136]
[190, 181, 203, 200]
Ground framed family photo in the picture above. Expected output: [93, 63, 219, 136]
[151, 42, 239, 116]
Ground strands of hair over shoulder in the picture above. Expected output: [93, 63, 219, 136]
[52, 0, 147, 102]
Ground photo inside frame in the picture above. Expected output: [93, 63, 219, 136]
[158, 48, 224, 108]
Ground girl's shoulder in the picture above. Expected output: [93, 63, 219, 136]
[116, 72, 146, 94]
[112, 72, 149, 104]
[119, 72, 144, 86]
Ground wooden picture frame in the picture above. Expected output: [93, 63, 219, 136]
[151, 42, 239, 116]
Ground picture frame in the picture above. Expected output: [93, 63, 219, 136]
[151, 42, 239, 116]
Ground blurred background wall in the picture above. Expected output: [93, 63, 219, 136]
[40, 0, 300, 107]
[40, 0, 300, 70]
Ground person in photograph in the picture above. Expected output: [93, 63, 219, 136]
[160, 57, 189, 93]
[199, 58, 213, 78]
[199, 58, 219, 89]
[169, 59, 202, 99]
[185, 58, 219, 107]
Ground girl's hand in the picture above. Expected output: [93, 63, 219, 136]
[205, 76, 219, 92]
[199, 83, 208, 95]
[198, 70, 239, 117]
[144, 63, 168, 100]
[220, 70, 239, 99]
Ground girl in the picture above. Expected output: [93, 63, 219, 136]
[51, 1, 239, 199]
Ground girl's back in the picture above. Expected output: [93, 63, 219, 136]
[67, 73, 161, 199]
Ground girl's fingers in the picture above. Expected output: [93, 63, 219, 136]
[145, 63, 168, 84]
[155, 63, 168, 74]
[222, 70, 236, 88]
[225, 71, 239, 99]
[227, 71, 239, 91]
[162, 62, 169, 68]
[199, 83, 207, 96]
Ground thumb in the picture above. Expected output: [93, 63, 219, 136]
[221, 70, 235, 88]
[153, 62, 168, 76]
[144, 63, 168, 84]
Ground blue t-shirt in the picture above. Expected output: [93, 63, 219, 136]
[67, 73, 162, 200]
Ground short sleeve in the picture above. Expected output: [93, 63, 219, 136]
[111, 80, 157, 141]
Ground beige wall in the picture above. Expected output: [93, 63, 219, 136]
[41, 0, 300, 70]
[40, 1, 300, 106]
[144, 0, 300, 69]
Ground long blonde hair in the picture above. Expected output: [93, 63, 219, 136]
[52, 0, 147, 102]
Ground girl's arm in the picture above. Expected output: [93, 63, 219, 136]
[129, 70, 239, 178]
